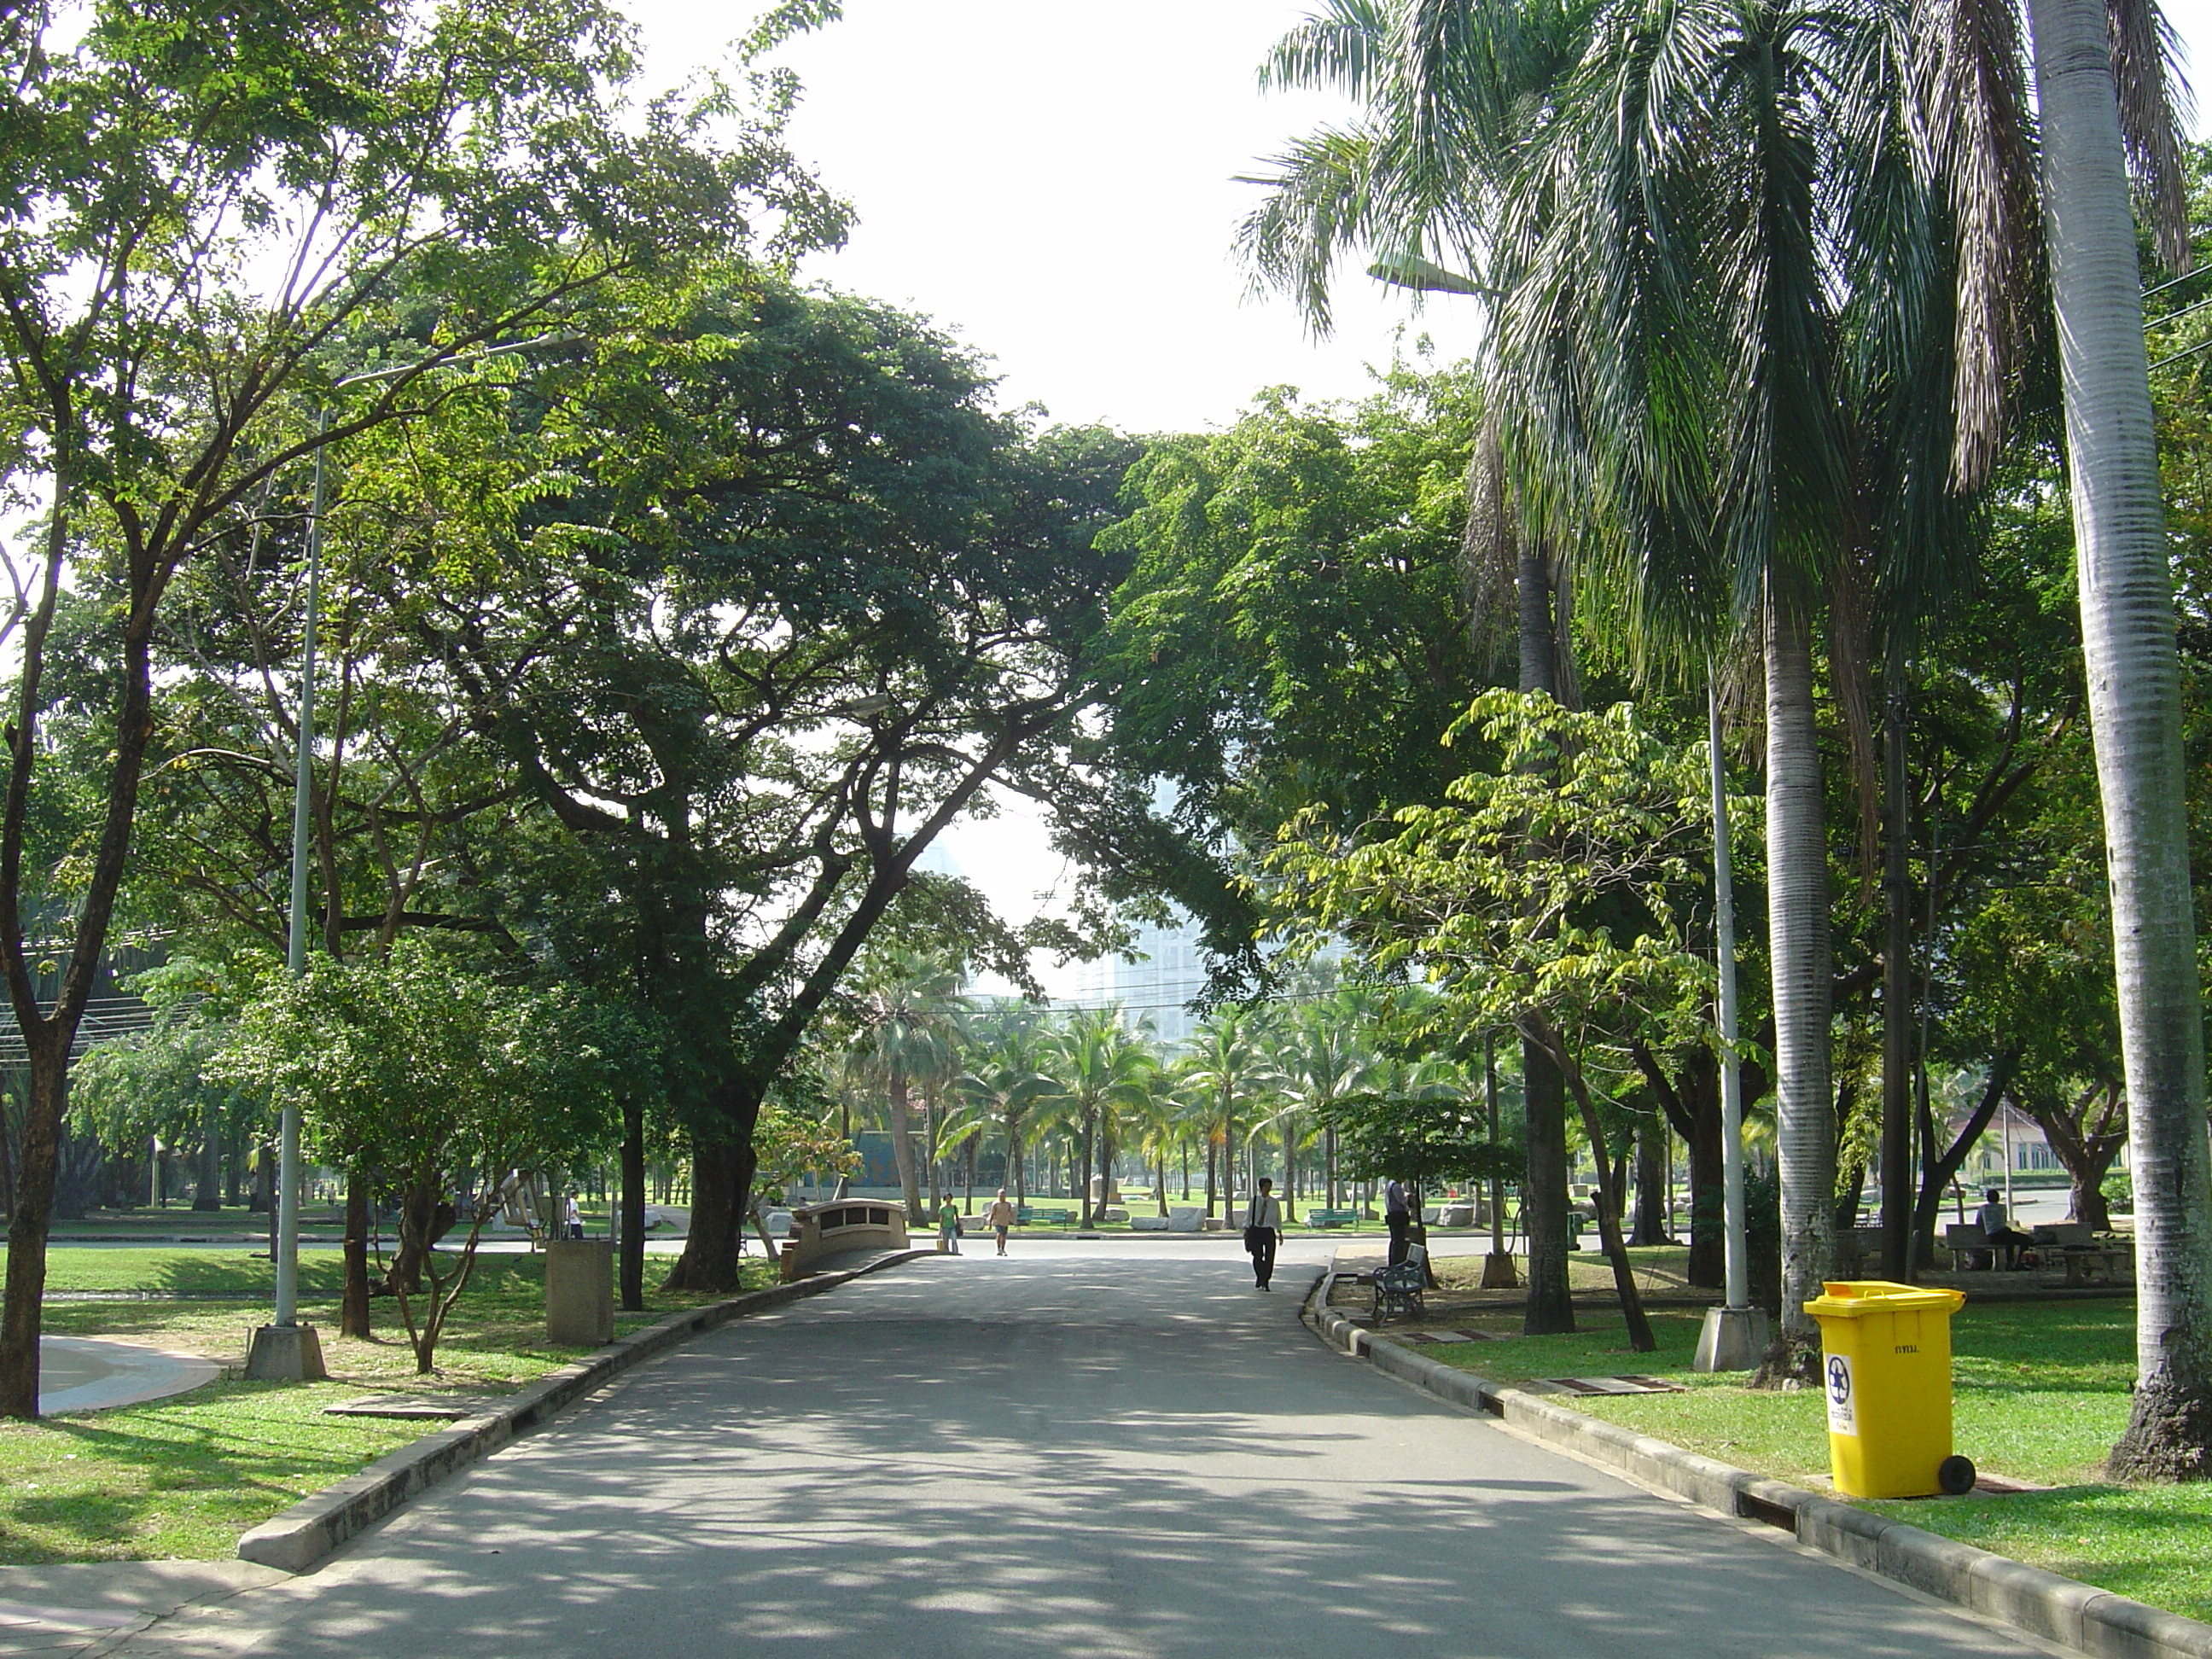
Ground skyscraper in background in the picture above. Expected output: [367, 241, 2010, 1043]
[1064, 912, 1206, 1046]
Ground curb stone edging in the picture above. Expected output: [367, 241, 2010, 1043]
[236, 1249, 929, 1575]
[1301, 1269, 2212, 1659]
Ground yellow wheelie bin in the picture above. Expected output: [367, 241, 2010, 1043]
[1802, 1280, 1975, 1499]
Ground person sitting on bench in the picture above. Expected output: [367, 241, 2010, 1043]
[1976, 1190, 2031, 1269]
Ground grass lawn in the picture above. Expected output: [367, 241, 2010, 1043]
[1413, 1299, 2212, 1621]
[1, 1248, 776, 1564]
[44, 1248, 351, 1296]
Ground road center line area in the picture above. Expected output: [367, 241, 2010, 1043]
[110, 1254, 2051, 1659]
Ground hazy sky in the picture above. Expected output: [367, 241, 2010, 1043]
[628, 0, 1452, 434]
[621, 0, 2212, 990]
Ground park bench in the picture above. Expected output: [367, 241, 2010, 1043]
[1945, 1222, 1998, 1271]
[1018, 1207, 1074, 1225]
[2029, 1223, 2132, 1285]
[1371, 1244, 1429, 1323]
[1832, 1226, 1887, 1278]
[1305, 1208, 1359, 1229]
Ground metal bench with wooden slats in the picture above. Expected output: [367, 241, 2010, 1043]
[1371, 1244, 1429, 1323]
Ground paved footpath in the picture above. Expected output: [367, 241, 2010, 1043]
[112, 1252, 2052, 1659]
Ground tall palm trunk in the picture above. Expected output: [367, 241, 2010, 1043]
[1222, 1106, 1237, 1225]
[923, 1091, 940, 1214]
[1004, 1106, 1026, 1206]
[1764, 588, 1837, 1377]
[1077, 1106, 1096, 1228]
[2028, 0, 2212, 1476]
[888, 1071, 923, 1223]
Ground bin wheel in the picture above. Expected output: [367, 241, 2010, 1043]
[1937, 1455, 1977, 1495]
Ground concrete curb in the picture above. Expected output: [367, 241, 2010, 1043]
[237, 1249, 928, 1575]
[1301, 1270, 2212, 1659]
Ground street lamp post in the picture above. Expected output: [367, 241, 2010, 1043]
[1697, 678, 1770, 1371]
[245, 336, 569, 1383]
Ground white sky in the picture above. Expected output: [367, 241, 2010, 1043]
[628, 0, 1459, 431]
[623, 0, 2212, 992]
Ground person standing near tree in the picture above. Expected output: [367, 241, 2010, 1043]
[987, 1188, 1017, 1256]
[1245, 1178, 1284, 1289]
[1384, 1177, 1412, 1266]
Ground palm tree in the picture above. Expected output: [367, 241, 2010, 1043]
[847, 954, 965, 1223]
[1278, 993, 1382, 1214]
[1178, 1006, 1274, 1221]
[956, 1004, 1057, 1208]
[1126, 1067, 1186, 1217]
[1245, 0, 1592, 1337]
[2017, 0, 2212, 1476]
[1041, 1008, 1158, 1228]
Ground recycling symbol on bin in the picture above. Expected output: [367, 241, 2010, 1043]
[1827, 1354, 1851, 1405]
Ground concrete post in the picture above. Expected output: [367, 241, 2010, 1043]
[545, 1238, 614, 1346]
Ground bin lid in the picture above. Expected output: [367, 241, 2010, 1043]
[1802, 1279, 1965, 1318]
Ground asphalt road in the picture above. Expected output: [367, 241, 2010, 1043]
[112, 1251, 2052, 1659]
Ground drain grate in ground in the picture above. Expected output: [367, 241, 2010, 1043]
[1525, 1375, 1686, 1395]
[325, 1394, 500, 1420]
[1393, 1330, 1495, 1345]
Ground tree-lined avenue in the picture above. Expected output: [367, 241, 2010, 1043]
[107, 1254, 2048, 1659]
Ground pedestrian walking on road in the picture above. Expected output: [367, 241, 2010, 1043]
[1245, 1179, 1283, 1289]
[1384, 1178, 1411, 1266]
[939, 1197, 963, 1255]
[987, 1189, 1017, 1255]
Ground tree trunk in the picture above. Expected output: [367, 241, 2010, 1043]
[663, 1136, 749, 1293]
[1880, 666, 1915, 1279]
[1077, 1108, 1096, 1228]
[2029, 0, 2212, 1477]
[1523, 1044, 1575, 1334]
[1517, 539, 1576, 1336]
[923, 1091, 940, 1214]
[1631, 1121, 1669, 1245]
[620, 1095, 646, 1311]
[888, 1072, 922, 1224]
[1204, 1138, 1217, 1217]
[1538, 1022, 1656, 1351]
[2019, 1081, 2124, 1233]
[1760, 589, 1836, 1382]
[1222, 1112, 1237, 1225]
[0, 1044, 66, 1417]
[250, 1140, 274, 1214]
[341, 1173, 371, 1338]
[377, 1172, 453, 1297]
[1911, 1055, 2017, 1267]
[1685, 1106, 1725, 1289]
[194, 1098, 223, 1211]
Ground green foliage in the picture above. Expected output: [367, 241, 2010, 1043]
[1326, 1091, 1518, 1190]
[71, 958, 271, 1157]
[219, 940, 614, 1189]
[1092, 372, 1494, 972]
[216, 939, 618, 1367]
[1265, 690, 1724, 1060]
